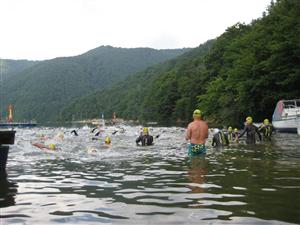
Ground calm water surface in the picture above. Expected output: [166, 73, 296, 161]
[1, 126, 300, 224]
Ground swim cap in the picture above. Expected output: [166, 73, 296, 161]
[48, 143, 56, 150]
[228, 126, 233, 132]
[234, 128, 238, 132]
[263, 119, 269, 125]
[57, 133, 64, 139]
[105, 136, 111, 144]
[143, 127, 149, 134]
[193, 109, 202, 118]
[246, 116, 253, 124]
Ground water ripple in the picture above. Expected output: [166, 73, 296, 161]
[1, 126, 299, 224]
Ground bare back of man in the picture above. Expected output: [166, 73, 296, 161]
[186, 120, 208, 145]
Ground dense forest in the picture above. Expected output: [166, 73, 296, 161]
[198, 0, 300, 126]
[0, 59, 38, 80]
[2, 46, 188, 121]
[61, 41, 214, 124]
[62, 0, 300, 127]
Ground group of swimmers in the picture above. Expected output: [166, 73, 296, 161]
[31, 132, 65, 151]
[211, 117, 273, 147]
[30, 109, 273, 156]
[31, 128, 113, 152]
[185, 109, 274, 156]
[30, 125, 154, 152]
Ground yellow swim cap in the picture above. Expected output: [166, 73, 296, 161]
[143, 127, 149, 134]
[228, 126, 233, 132]
[193, 109, 202, 118]
[263, 119, 269, 125]
[105, 136, 111, 144]
[48, 143, 56, 150]
[234, 128, 238, 132]
[246, 116, 253, 124]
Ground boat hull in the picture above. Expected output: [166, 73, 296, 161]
[273, 118, 300, 133]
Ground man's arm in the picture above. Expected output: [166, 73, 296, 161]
[238, 126, 247, 138]
[212, 135, 216, 146]
[255, 127, 262, 141]
[204, 122, 209, 138]
[149, 135, 154, 145]
[136, 136, 142, 145]
[271, 125, 274, 134]
[224, 133, 229, 145]
[225, 135, 230, 145]
[185, 124, 191, 141]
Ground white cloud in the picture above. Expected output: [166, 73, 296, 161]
[0, 0, 271, 60]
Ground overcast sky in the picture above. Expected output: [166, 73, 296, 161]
[0, 0, 272, 60]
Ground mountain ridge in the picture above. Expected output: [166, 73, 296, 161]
[2, 46, 189, 121]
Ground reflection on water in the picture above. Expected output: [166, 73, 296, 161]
[187, 156, 207, 194]
[0, 126, 299, 224]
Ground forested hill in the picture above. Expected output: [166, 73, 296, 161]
[197, 0, 300, 126]
[62, 0, 300, 127]
[0, 59, 38, 80]
[61, 40, 215, 124]
[4, 46, 189, 122]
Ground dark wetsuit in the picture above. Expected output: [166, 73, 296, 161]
[136, 135, 154, 146]
[227, 131, 234, 142]
[238, 124, 262, 144]
[258, 124, 273, 140]
[212, 131, 229, 147]
[232, 131, 239, 141]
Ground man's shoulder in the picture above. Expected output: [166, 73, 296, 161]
[187, 122, 194, 127]
[190, 120, 208, 129]
[198, 120, 208, 127]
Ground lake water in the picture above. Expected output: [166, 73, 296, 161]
[1, 126, 300, 224]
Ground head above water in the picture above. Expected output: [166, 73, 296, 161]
[193, 109, 202, 119]
[246, 116, 253, 124]
[143, 127, 149, 135]
[57, 132, 64, 139]
[48, 143, 56, 150]
[104, 136, 111, 144]
[263, 119, 270, 125]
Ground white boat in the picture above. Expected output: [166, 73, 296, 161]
[272, 99, 300, 133]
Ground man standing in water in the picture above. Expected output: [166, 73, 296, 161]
[185, 109, 209, 156]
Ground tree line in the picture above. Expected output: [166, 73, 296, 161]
[62, 0, 300, 127]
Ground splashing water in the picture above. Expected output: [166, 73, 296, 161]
[1, 125, 300, 224]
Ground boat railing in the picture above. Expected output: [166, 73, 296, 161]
[284, 104, 296, 109]
[282, 100, 300, 118]
[282, 99, 300, 108]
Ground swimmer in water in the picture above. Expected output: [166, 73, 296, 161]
[31, 142, 57, 151]
[136, 127, 154, 146]
[238, 116, 262, 144]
